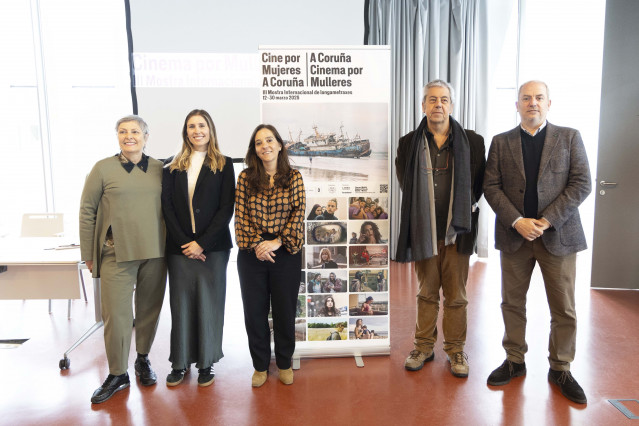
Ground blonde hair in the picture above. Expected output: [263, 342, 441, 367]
[168, 109, 226, 173]
[320, 248, 332, 261]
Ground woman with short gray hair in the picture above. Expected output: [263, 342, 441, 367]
[80, 115, 167, 404]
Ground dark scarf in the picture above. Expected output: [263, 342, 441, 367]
[396, 115, 472, 262]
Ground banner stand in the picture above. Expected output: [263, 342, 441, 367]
[260, 45, 391, 363]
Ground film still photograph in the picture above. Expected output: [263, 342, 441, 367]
[349, 317, 389, 340]
[307, 221, 348, 245]
[348, 196, 389, 220]
[348, 245, 388, 267]
[348, 293, 389, 316]
[262, 102, 389, 184]
[307, 246, 347, 269]
[306, 197, 346, 221]
[296, 295, 306, 318]
[306, 294, 348, 318]
[306, 270, 348, 293]
[347, 220, 389, 244]
[307, 318, 348, 341]
[348, 269, 388, 292]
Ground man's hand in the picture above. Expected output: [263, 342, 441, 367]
[514, 218, 545, 241]
[535, 217, 551, 231]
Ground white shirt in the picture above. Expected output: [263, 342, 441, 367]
[187, 151, 206, 233]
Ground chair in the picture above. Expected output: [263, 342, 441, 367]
[20, 213, 64, 237]
[20, 213, 87, 317]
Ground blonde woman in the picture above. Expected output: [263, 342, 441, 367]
[318, 248, 338, 269]
[162, 109, 235, 387]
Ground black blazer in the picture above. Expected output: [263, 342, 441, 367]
[161, 156, 235, 255]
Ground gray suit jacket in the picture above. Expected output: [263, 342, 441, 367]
[483, 122, 591, 256]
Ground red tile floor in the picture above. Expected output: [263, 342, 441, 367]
[0, 250, 637, 425]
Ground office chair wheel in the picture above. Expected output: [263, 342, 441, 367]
[59, 357, 70, 370]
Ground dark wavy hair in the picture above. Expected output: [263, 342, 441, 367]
[244, 124, 291, 192]
[361, 221, 382, 243]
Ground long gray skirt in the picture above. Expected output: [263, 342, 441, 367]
[168, 250, 229, 369]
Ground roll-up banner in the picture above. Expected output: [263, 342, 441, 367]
[260, 46, 391, 358]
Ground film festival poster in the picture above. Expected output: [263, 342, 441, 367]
[260, 46, 391, 354]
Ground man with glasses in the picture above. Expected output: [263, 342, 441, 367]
[395, 80, 486, 378]
[483, 80, 591, 404]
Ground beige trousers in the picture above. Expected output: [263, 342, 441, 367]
[100, 245, 167, 375]
[500, 239, 577, 371]
[413, 241, 470, 355]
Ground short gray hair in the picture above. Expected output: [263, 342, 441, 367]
[518, 80, 550, 99]
[115, 115, 149, 135]
[423, 80, 455, 105]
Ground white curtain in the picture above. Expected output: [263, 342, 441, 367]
[366, 0, 512, 259]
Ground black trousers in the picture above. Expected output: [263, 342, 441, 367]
[237, 247, 301, 371]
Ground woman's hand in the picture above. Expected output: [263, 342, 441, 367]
[255, 238, 281, 263]
[85, 260, 93, 273]
[181, 241, 206, 261]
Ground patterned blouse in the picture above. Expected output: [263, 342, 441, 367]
[234, 168, 306, 254]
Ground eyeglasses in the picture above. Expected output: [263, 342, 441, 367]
[421, 149, 450, 174]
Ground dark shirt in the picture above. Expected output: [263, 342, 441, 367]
[520, 126, 547, 218]
[117, 153, 149, 173]
[321, 260, 338, 269]
[316, 212, 337, 220]
[424, 129, 453, 239]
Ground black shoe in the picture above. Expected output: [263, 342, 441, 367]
[134, 356, 157, 386]
[548, 369, 587, 404]
[487, 360, 526, 386]
[166, 368, 188, 387]
[198, 366, 215, 387]
[91, 373, 130, 404]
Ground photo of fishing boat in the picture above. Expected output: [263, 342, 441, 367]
[262, 102, 389, 183]
[285, 124, 371, 158]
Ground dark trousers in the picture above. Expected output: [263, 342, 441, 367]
[237, 247, 301, 371]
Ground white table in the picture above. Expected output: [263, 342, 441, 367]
[0, 237, 82, 300]
[0, 237, 104, 369]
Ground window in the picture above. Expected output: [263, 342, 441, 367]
[0, 1, 132, 236]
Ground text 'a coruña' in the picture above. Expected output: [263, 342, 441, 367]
[262, 77, 305, 87]
[309, 53, 352, 63]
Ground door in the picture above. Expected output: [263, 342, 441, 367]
[591, 0, 639, 289]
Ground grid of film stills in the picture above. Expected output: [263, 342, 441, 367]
[294, 196, 390, 343]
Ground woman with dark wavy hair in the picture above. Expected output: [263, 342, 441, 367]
[162, 109, 235, 387]
[358, 221, 382, 244]
[235, 124, 306, 387]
